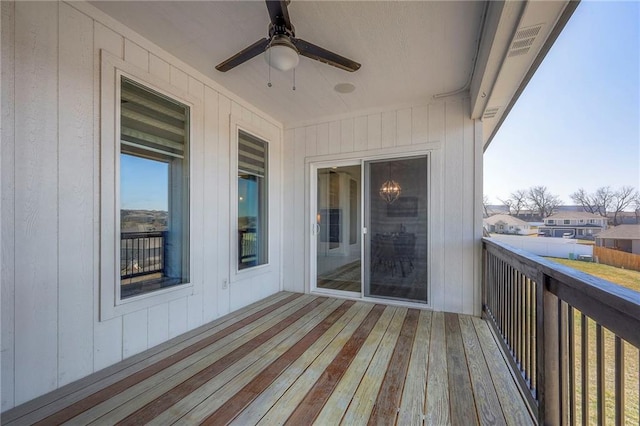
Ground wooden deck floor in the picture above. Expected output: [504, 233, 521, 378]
[2, 292, 534, 425]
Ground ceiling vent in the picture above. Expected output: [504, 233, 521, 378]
[483, 106, 500, 119]
[508, 24, 544, 58]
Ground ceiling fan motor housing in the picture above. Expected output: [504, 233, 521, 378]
[215, 0, 360, 73]
[265, 34, 300, 71]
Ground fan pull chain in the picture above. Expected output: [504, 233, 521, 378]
[267, 49, 272, 87]
[292, 68, 296, 91]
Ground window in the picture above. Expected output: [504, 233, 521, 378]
[238, 130, 268, 270]
[548, 219, 555, 224]
[119, 77, 190, 298]
[564, 219, 571, 225]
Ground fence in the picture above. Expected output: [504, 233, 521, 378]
[594, 246, 640, 272]
[483, 238, 640, 425]
[490, 234, 592, 259]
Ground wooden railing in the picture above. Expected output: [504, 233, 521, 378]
[482, 237, 640, 425]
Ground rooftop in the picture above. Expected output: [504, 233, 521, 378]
[484, 214, 530, 227]
[547, 211, 605, 220]
[595, 224, 640, 240]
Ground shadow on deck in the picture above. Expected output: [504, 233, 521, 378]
[2, 292, 533, 425]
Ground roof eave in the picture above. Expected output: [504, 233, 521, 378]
[468, 0, 580, 151]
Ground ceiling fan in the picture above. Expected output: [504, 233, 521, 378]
[215, 0, 361, 73]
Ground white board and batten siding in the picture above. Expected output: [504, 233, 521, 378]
[1, 1, 283, 410]
[282, 101, 483, 316]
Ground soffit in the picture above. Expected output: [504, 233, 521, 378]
[90, 1, 485, 128]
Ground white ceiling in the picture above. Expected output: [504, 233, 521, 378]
[91, 1, 486, 127]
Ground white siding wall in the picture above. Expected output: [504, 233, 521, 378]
[1, 1, 283, 410]
[283, 100, 482, 316]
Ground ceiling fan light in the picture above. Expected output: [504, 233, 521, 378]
[264, 38, 299, 72]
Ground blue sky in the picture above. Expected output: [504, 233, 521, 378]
[121, 154, 168, 210]
[484, 1, 640, 205]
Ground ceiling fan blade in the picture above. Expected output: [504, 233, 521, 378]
[292, 38, 361, 72]
[266, 0, 292, 31]
[215, 38, 270, 72]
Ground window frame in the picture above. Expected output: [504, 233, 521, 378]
[229, 116, 273, 281]
[119, 77, 190, 299]
[100, 51, 201, 320]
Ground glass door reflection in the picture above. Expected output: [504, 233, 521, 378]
[365, 157, 428, 303]
[316, 165, 362, 293]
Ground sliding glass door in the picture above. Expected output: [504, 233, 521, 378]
[314, 165, 362, 294]
[311, 156, 428, 303]
[364, 157, 428, 303]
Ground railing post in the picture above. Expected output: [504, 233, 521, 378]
[539, 273, 561, 425]
[482, 242, 487, 317]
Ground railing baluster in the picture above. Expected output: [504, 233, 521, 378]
[520, 273, 524, 369]
[524, 276, 529, 382]
[120, 232, 165, 279]
[568, 306, 575, 426]
[581, 313, 589, 426]
[559, 302, 568, 425]
[614, 336, 624, 425]
[510, 265, 515, 356]
[529, 280, 538, 389]
[499, 258, 504, 336]
[513, 269, 522, 369]
[596, 324, 605, 425]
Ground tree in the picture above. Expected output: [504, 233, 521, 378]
[594, 186, 616, 216]
[499, 189, 527, 216]
[570, 186, 615, 216]
[527, 186, 561, 218]
[570, 188, 600, 214]
[571, 186, 639, 224]
[482, 195, 491, 217]
[610, 186, 639, 225]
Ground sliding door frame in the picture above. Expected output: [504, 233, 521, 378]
[308, 151, 433, 309]
[309, 159, 363, 298]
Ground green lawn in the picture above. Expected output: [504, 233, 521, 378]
[546, 257, 640, 293]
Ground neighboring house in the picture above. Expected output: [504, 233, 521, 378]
[483, 214, 532, 235]
[0, 0, 580, 414]
[538, 211, 608, 239]
[484, 204, 510, 217]
[595, 224, 640, 254]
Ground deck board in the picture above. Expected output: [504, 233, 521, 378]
[2, 292, 534, 426]
[397, 309, 432, 425]
[425, 312, 451, 425]
[459, 315, 507, 426]
[313, 305, 396, 425]
[368, 308, 420, 425]
[66, 294, 316, 425]
[229, 302, 372, 425]
[341, 307, 408, 424]
[444, 312, 479, 426]
[6, 292, 298, 426]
